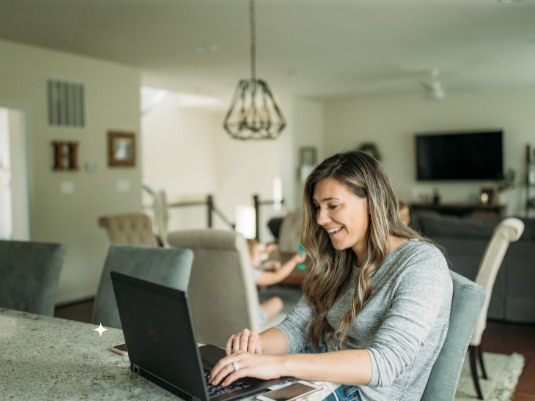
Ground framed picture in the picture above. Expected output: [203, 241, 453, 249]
[108, 131, 136, 167]
[299, 147, 317, 166]
[529, 170, 535, 185]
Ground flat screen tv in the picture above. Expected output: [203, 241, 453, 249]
[416, 130, 503, 181]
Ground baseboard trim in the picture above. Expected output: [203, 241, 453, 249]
[55, 295, 95, 308]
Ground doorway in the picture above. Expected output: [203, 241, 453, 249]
[0, 107, 30, 240]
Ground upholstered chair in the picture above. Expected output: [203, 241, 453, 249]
[93, 244, 194, 329]
[421, 270, 486, 401]
[167, 229, 260, 347]
[278, 211, 303, 252]
[468, 218, 524, 399]
[98, 213, 160, 246]
[0, 240, 66, 316]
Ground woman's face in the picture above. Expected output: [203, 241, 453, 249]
[312, 177, 369, 253]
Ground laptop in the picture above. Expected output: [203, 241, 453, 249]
[110, 271, 290, 401]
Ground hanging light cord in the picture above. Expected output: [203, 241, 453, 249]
[249, 0, 256, 81]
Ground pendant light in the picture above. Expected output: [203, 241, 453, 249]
[223, 0, 286, 140]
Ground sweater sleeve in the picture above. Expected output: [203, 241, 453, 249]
[367, 248, 452, 387]
[274, 296, 312, 354]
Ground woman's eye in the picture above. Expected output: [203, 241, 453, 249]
[329, 205, 338, 210]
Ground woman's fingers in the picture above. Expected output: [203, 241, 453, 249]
[226, 329, 262, 355]
[248, 331, 261, 354]
[226, 335, 236, 356]
[239, 329, 250, 351]
[210, 352, 244, 385]
[211, 354, 282, 387]
[211, 359, 239, 386]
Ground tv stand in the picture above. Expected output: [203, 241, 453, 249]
[410, 202, 505, 219]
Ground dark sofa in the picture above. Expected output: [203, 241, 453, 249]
[412, 213, 535, 323]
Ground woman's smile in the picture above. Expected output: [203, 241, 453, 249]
[327, 226, 344, 236]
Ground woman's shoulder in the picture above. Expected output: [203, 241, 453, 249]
[388, 238, 450, 279]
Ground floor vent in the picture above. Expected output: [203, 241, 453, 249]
[47, 79, 85, 128]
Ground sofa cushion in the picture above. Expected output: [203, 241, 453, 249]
[419, 214, 496, 239]
[517, 218, 535, 242]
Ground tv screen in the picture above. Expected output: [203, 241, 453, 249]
[416, 131, 503, 181]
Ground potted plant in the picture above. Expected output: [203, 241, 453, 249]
[494, 168, 516, 205]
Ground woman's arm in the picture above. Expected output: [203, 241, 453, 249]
[255, 253, 306, 286]
[209, 349, 373, 387]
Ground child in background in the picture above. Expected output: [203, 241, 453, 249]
[398, 200, 411, 226]
[247, 239, 307, 325]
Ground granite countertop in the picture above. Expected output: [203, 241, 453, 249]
[0, 308, 335, 401]
[0, 308, 176, 400]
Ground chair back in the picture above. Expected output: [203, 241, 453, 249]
[93, 244, 193, 329]
[278, 211, 303, 252]
[167, 229, 260, 347]
[0, 240, 66, 316]
[98, 213, 159, 246]
[470, 217, 524, 346]
[421, 271, 486, 401]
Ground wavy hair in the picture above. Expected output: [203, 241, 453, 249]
[301, 150, 434, 348]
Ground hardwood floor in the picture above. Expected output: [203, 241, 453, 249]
[54, 301, 535, 400]
[54, 298, 95, 324]
[481, 320, 535, 401]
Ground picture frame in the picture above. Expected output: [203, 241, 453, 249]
[108, 131, 136, 167]
[529, 170, 535, 185]
[299, 147, 317, 167]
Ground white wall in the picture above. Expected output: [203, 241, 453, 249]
[8, 109, 30, 241]
[292, 98, 324, 209]
[323, 87, 535, 216]
[141, 96, 218, 202]
[0, 108, 12, 239]
[0, 39, 141, 303]
[141, 95, 297, 237]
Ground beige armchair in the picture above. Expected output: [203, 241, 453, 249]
[98, 213, 160, 247]
[167, 229, 260, 347]
[469, 217, 524, 399]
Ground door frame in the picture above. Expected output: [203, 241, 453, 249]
[0, 102, 33, 240]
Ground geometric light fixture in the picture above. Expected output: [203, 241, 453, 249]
[223, 0, 286, 140]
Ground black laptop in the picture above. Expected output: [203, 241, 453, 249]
[110, 271, 290, 401]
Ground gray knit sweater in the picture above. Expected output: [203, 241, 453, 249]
[275, 239, 453, 401]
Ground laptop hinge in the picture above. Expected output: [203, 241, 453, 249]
[131, 363, 202, 401]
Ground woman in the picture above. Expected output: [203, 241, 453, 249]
[209, 151, 452, 401]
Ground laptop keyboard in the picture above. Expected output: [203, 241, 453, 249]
[203, 370, 251, 398]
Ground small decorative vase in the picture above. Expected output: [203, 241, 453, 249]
[497, 192, 507, 205]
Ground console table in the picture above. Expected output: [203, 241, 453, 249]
[410, 203, 506, 219]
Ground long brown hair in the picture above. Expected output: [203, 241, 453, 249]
[301, 150, 433, 348]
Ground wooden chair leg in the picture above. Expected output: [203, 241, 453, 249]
[469, 345, 484, 400]
[477, 345, 488, 380]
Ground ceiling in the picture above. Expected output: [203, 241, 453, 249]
[1, 0, 535, 102]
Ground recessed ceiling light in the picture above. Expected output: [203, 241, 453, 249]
[195, 44, 217, 53]
[498, 0, 522, 3]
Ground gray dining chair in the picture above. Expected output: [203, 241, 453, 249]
[0, 239, 67, 316]
[92, 244, 194, 329]
[421, 270, 486, 401]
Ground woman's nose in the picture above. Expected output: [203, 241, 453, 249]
[316, 208, 330, 226]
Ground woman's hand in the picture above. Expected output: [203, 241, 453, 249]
[226, 329, 262, 355]
[209, 352, 284, 387]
